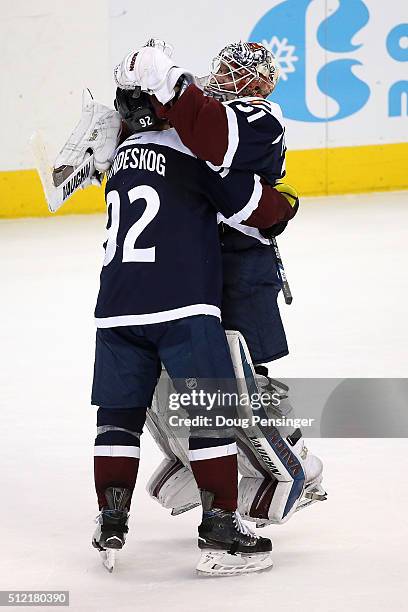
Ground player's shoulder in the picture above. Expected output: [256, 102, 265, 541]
[223, 96, 285, 130]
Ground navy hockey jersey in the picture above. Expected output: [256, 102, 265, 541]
[219, 96, 286, 184]
[156, 85, 287, 243]
[157, 85, 286, 184]
[94, 128, 274, 327]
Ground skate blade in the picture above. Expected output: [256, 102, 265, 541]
[196, 550, 273, 577]
[171, 502, 200, 516]
[100, 549, 116, 573]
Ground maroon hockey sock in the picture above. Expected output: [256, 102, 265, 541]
[94, 406, 146, 509]
[94, 456, 140, 509]
[191, 454, 238, 511]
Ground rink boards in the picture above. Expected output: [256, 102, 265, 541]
[1, 142, 407, 218]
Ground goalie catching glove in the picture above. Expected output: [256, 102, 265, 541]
[53, 89, 122, 187]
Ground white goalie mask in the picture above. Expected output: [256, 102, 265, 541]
[206, 41, 280, 99]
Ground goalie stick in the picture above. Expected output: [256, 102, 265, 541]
[30, 131, 96, 213]
[270, 237, 293, 305]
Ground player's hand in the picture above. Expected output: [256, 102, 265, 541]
[53, 89, 122, 186]
[274, 181, 299, 209]
[114, 47, 194, 105]
[260, 181, 299, 238]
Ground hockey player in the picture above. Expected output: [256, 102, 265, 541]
[114, 41, 326, 523]
[114, 41, 295, 367]
[54, 66, 299, 574]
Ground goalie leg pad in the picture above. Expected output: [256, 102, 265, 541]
[226, 330, 306, 523]
[238, 469, 326, 526]
[145, 373, 200, 514]
[146, 457, 200, 514]
[148, 370, 191, 465]
[237, 431, 326, 525]
[145, 331, 326, 522]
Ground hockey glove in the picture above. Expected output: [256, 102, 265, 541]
[260, 181, 299, 238]
[114, 46, 195, 105]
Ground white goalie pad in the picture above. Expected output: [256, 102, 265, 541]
[147, 369, 191, 466]
[237, 441, 326, 526]
[146, 331, 326, 523]
[146, 457, 200, 515]
[226, 330, 306, 523]
[145, 403, 200, 515]
[145, 427, 325, 524]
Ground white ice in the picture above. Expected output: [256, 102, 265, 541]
[0, 192, 407, 611]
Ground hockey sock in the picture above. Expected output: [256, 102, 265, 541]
[94, 407, 147, 509]
[189, 438, 238, 511]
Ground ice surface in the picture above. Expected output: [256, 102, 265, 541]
[0, 192, 407, 610]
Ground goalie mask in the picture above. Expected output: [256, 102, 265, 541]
[206, 42, 279, 99]
[114, 87, 165, 134]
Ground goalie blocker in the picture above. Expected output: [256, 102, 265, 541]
[146, 330, 327, 525]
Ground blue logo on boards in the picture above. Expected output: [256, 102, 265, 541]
[250, 0, 407, 121]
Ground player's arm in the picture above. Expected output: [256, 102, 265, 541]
[114, 46, 284, 172]
[243, 179, 298, 229]
[255, 182, 299, 237]
[155, 85, 230, 166]
[205, 168, 298, 230]
[154, 85, 286, 175]
[114, 48, 228, 163]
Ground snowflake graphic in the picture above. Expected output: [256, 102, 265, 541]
[262, 36, 299, 81]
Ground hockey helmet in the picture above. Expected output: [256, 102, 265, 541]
[114, 87, 165, 134]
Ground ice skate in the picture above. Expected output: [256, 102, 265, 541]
[196, 491, 273, 576]
[92, 487, 130, 572]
